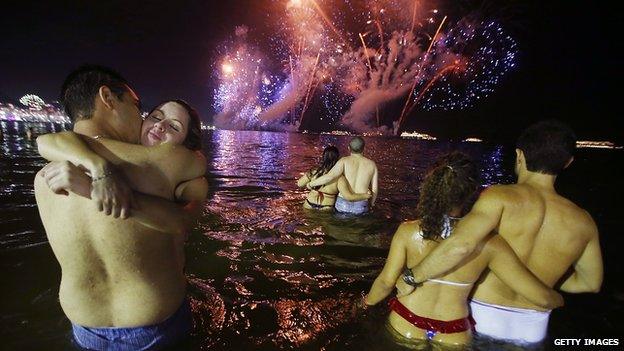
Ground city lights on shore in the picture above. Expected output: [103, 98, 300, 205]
[576, 141, 622, 150]
[400, 131, 437, 140]
[320, 130, 352, 136]
[0, 101, 69, 124]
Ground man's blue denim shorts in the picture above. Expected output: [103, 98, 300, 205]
[71, 298, 192, 351]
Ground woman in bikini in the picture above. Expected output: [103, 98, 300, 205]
[297, 145, 371, 211]
[362, 152, 563, 348]
[37, 98, 208, 235]
[37, 99, 205, 202]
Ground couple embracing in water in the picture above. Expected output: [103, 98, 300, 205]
[298, 136, 379, 215]
[363, 120, 603, 349]
[35, 65, 208, 350]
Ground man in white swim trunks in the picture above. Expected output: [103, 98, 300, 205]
[307, 136, 378, 214]
[401, 120, 603, 345]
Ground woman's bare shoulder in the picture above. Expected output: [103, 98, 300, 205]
[395, 220, 423, 241]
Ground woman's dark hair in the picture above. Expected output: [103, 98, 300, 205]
[148, 99, 202, 151]
[417, 152, 479, 240]
[311, 145, 340, 177]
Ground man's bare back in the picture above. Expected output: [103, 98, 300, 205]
[471, 183, 601, 309]
[35, 141, 205, 327]
[340, 154, 377, 194]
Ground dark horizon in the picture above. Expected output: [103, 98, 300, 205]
[1, 0, 621, 143]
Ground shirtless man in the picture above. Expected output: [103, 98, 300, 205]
[307, 136, 378, 214]
[401, 120, 603, 345]
[34, 65, 206, 350]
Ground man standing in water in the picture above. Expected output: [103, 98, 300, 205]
[401, 120, 603, 345]
[34, 66, 205, 350]
[308, 136, 379, 214]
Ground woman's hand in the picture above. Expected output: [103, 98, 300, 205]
[351, 293, 373, 318]
[41, 161, 135, 219]
[41, 161, 91, 197]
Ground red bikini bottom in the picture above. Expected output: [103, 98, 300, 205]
[389, 297, 475, 334]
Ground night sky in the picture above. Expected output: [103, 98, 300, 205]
[1, 1, 621, 142]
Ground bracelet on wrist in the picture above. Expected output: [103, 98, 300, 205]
[403, 268, 422, 286]
[91, 169, 114, 183]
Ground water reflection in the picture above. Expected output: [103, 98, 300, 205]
[1, 126, 619, 350]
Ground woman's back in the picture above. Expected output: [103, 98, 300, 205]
[387, 220, 498, 344]
[396, 221, 490, 314]
[302, 170, 339, 210]
[387, 219, 559, 344]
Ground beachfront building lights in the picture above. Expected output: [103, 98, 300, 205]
[576, 141, 622, 150]
[0, 102, 70, 124]
[400, 131, 437, 140]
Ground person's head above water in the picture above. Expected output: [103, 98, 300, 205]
[60, 65, 142, 143]
[348, 136, 365, 154]
[141, 100, 202, 150]
[313, 145, 340, 177]
[417, 152, 479, 240]
[515, 119, 576, 177]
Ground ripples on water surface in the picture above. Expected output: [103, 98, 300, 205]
[1, 122, 622, 350]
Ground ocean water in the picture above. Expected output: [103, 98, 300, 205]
[0, 122, 621, 350]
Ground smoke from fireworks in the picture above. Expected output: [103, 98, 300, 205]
[211, 1, 518, 134]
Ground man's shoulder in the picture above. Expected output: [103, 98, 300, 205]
[558, 198, 597, 233]
[478, 184, 513, 201]
[357, 155, 377, 167]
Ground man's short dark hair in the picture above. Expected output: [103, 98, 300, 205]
[60, 65, 129, 122]
[349, 136, 365, 153]
[516, 119, 576, 175]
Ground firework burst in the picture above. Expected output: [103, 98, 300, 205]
[211, 1, 519, 134]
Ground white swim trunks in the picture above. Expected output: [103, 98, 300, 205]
[470, 299, 551, 344]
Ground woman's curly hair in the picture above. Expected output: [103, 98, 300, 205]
[416, 152, 480, 240]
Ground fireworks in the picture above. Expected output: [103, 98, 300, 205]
[211, 1, 519, 134]
[418, 19, 518, 112]
[213, 26, 286, 130]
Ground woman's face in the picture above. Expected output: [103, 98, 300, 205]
[140, 102, 190, 147]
